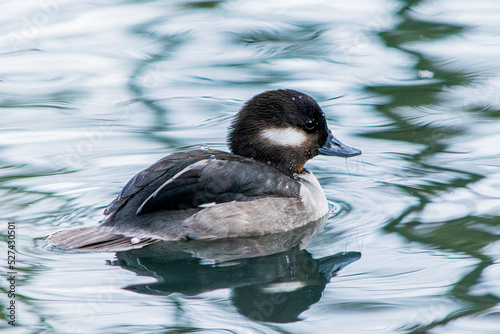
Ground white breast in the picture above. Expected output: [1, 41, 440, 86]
[298, 171, 329, 219]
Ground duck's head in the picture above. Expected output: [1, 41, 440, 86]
[228, 89, 361, 175]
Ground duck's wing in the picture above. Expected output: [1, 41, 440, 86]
[135, 158, 301, 215]
[104, 150, 225, 216]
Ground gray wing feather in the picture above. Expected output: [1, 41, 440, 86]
[104, 150, 219, 215]
[135, 158, 301, 215]
[136, 160, 209, 215]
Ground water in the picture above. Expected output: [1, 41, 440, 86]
[1, 0, 500, 333]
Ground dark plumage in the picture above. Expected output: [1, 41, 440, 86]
[104, 150, 300, 217]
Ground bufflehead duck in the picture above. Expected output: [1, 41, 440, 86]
[48, 89, 361, 251]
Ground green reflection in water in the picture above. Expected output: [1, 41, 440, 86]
[364, 0, 500, 332]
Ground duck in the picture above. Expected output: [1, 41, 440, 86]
[47, 89, 361, 251]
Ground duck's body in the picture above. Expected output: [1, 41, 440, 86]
[47, 89, 360, 251]
[101, 149, 328, 240]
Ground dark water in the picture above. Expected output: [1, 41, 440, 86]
[1, 0, 500, 333]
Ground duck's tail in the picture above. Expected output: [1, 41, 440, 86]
[45, 226, 158, 252]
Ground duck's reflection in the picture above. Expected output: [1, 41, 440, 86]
[109, 215, 361, 323]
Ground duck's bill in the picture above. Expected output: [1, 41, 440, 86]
[318, 130, 361, 158]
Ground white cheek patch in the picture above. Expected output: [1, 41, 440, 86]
[260, 128, 307, 147]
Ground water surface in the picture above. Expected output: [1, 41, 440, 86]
[1, 0, 500, 333]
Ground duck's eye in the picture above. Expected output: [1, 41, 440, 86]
[304, 120, 315, 130]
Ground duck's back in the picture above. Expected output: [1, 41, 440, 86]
[103, 149, 309, 239]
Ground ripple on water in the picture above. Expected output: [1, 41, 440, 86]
[1, 0, 500, 333]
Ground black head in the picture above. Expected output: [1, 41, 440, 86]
[228, 89, 361, 175]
